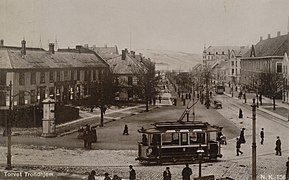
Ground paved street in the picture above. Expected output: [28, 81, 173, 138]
[0, 83, 288, 179]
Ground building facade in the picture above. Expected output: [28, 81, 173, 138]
[240, 32, 289, 102]
[0, 40, 109, 110]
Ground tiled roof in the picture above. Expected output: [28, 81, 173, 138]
[0, 46, 108, 70]
[106, 53, 147, 75]
[242, 34, 289, 58]
[89, 46, 118, 55]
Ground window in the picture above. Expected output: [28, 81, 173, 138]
[222, 51, 224, 55]
[77, 70, 80, 81]
[40, 72, 45, 84]
[49, 71, 54, 83]
[19, 73, 25, 85]
[232, 69, 234, 74]
[30, 90, 36, 103]
[64, 71, 68, 81]
[216, 52, 218, 55]
[49, 87, 55, 98]
[30, 72, 36, 85]
[276, 63, 282, 73]
[231, 61, 234, 66]
[0, 72, 6, 85]
[19, 91, 25, 105]
[57, 71, 61, 82]
[128, 76, 133, 85]
[236, 69, 237, 75]
[84, 70, 91, 81]
[0, 92, 5, 106]
[208, 52, 211, 55]
[93, 70, 96, 81]
[71, 70, 74, 81]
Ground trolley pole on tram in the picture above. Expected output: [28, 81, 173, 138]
[251, 98, 257, 180]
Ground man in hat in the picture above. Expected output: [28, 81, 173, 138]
[104, 172, 111, 180]
[236, 138, 243, 156]
[275, 136, 281, 156]
[182, 163, 192, 180]
[260, 128, 264, 145]
[163, 167, 171, 180]
[129, 165, 136, 180]
[88, 170, 96, 180]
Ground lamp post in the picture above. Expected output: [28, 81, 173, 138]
[6, 81, 12, 170]
[197, 144, 204, 178]
[251, 98, 257, 180]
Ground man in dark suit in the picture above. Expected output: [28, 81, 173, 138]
[236, 138, 243, 156]
[260, 128, 264, 145]
[129, 165, 136, 180]
[163, 167, 171, 180]
[275, 136, 281, 156]
[182, 163, 192, 180]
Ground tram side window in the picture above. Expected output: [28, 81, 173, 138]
[161, 133, 179, 146]
[210, 132, 217, 142]
[181, 133, 189, 145]
[190, 132, 205, 144]
[151, 134, 161, 145]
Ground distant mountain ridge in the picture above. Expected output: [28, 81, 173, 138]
[136, 49, 202, 71]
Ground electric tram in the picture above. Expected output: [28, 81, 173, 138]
[136, 121, 223, 164]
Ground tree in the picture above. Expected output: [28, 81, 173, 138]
[259, 70, 285, 110]
[90, 70, 115, 127]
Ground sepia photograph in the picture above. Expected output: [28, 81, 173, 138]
[0, 0, 289, 179]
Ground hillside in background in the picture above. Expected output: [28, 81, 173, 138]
[136, 49, 202, 71]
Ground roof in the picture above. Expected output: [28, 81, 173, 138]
[0, 46, 108, 70]
[242, 34, 289, 58]
[206, 46, 241, 54]
[89, 46, 119, 60]
[106, 53, 147, 75]
[232, 46, 250, 57]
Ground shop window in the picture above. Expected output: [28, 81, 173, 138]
[19, 73, 25, 85]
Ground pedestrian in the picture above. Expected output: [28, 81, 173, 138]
[259, 93, 262, 105]
[243, 93, 246, 103]
[91, 127, 97, 143]
[129, 165, 136, 180]
[104, 172, 111, 180]
[238, 108, 243, 118]
[153, 97, 156, 105]
[239, 128, 246, 144]
[159, 95, 162, 103]
[83, 124, 90, 149]
[260, 128, 264, 145]
[87, 128, 94, 150]
[123, 124, 129, 135]
[236, 138, 243, 156]
[286, 157, 289, 180]
[182, 163, 192, 180]
[275, 136, 282, 156]
[88, 170, 96, 180]
[163, 167, 171, 180]
[142, 134, 148, 145]
[112, 175, 121, 180]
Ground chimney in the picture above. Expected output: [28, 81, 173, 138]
[260, 36, 263, 41]
[21, 40, 26, 55]
[76, 45, 82, 53]
[49, 43, 55, 54]
[0, 39, 4, 46]
[130, 51, 135, 58]
[121, 50, 126, 60]
[267, 34, 271, 39]
[277, 31, 281, 37]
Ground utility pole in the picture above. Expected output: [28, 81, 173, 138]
[251, 98, 257, 180]
[6, 81, 12, 170]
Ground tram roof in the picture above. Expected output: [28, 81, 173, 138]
[138, 121, 221, 134]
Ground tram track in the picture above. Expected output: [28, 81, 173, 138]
[216, 95, 289, 129]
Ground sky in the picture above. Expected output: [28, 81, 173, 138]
[0, 0, 288, 54]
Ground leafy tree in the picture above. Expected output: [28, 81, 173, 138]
[90, 70, 115, 127]
[259, 70, 285, 110]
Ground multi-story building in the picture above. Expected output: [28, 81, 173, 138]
[283, 53, 289, 103]
[240, 32, 289, 100]
[106, 49, 150, 102]
[0, 40, 109, 111]
[228, 47, 250, 86]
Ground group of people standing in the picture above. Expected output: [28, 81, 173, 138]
[80, 124, 97, 150]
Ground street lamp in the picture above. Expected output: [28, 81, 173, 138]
[251, 98, 257, 180]
[197, 144, 204, 178]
